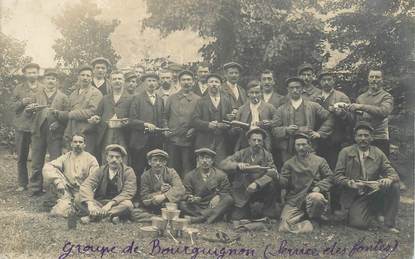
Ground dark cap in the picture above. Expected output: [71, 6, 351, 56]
[246, 127, 267, 139]
[223, 62, 243, 71]
[22, 63, 40, 73]
[91, 57, 112, 68]
[177, 70, 194, 80]
[78, 64, 93, 74]
[195, 148, 217, 157]
[354, 121, 374, 133]
[297, 63, 314, 75]
[105, 144, 128, 156]
[124, 71, 137, 81]
[318, 69, 335, 80]
[285, 77, 304, 87]
[293, 132, 310, 142]
[146, 149, 169, 160]
[141, 72, 160, 82]
[246, 80, 261, 90]
[205, 73, 224, 83]
[43, 68, 59, 77]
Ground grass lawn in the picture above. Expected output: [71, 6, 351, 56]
[0, 150, 413, 259]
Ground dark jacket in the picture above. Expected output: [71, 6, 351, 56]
[221, 82, 247, 109]
[264, 92, 287, 109]
[140, 167, 185, 202]
[80, 164, 137, 205]
[128, 91, 164, 150]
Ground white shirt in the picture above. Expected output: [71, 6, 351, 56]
[249, 101, 261, 129]
[358, 149, 370, 179]
[263, 92, 272, 103]
[147, 91, 156, 105]
[108, 168, 118, 181]
[93, 78, 105, 88]
[290, 98, 303, 110]
[199, 83, 208, 95]
[113, 91, 122, 103]
[210, 94, 221, 109]
[227, 82, 240, 100]
[28, 81, 38, 90]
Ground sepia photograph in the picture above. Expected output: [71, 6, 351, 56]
[0, 0, 414, 258]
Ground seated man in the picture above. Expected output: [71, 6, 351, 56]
[78, 144, 136, 224]
[43, 133, 99, 217]
[219, 128, 279, 220]
[140, 149, 185, 213]
[334, 122, 400, 233]
[179, 148, 234, 224]
[278, 133, 333, 233]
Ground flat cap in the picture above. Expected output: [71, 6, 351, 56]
[91, 57, 112, 67]
[246, 80, 261, 90]
[354, 121, 374, 133]
[297, 63, 314, 75]
[293, 132, 310, 142]
[124, 71, 137, 81]
[141, 72, 159, 81]
[318, 69, 335, 80]
[177, 70, 194, 80]
[195, 148, 217, 157]
[105, 144, 128, 156]
[285, 77, 304, 87]
[223, 62, 243, 71]
[205, 73, 224, 83]
[246, 127, 267, 139]
[43, 68, 59, 77]
[146, 149, 169, 160]
[22, 63, 40, 73]
[78, 64, 93, 74]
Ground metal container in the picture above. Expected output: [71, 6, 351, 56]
[165, 202, 178, 210]
[151, 216, 168, 230]
[161, 208, 181, 220]
[140, 226, 160, 238]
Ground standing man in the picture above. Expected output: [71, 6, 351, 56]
[260, 69, 286, 109]
[349, 69, 393, 157]
[140, 149, 185, 213]
[157, 69, 180, 106]
[11, 63, 42, 192]
[89, 71, 132, 163]
[61, 65, 103, 155]
[91, 57, 112, 96]
[129, 73, 164, 179]
[43, 134, 98, 217]
[164, 70, 200, 176]
[179, 148, 234, 224]
[334, 122, 400, 233]
[315, 70, 352, 169]
[78, 144, 136, 224]
[297, 63, 321, 102]
[273, 77, 333, 166]
[134, 64, 145, 79]
[124, 71, 138, 96]
[192, 62, 210, 97]
[219, 128, 279, 220]
[233, 80, 278, 152]
[29, 68, 69, 196]
[278, 133, 333, 233]
[191, 73, 234, 163]
[222, 62, 247, 109]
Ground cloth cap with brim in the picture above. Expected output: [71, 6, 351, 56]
[105, 144, 128, 157]
[78, 64, 93, 74]
[22, 63, 40, 73]
[146, 149, 169, 160]
[354, 121, 374, 133]
[285, 77, 304, 87]
[318, 70, 335, 81]
[293, 132, 310, 142]
[195, 148, 217, 157]
[124, 71, 138, 81]
[223, 62, 243, 71]
[205, 73, 224, 83]
[91, 57, 112, 68]
[43, 68, 59, 77]
[246, 127, 267, 139]
[246, 80, 261, 90]
[297, 63, 314, 75]
[141, 72, 160, 82]
[177, 70, 194, 80]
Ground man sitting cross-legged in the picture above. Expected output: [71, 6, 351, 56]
[179, 148, 234, 224]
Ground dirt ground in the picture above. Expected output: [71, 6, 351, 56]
[0, 149, 413, 259]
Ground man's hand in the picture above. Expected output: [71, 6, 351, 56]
[237, 163, 251, 171]
[161, 183, 171, 193]
[247, 182, 258, 193]
[348, 103, 363, 112]
[216, 122, 229, 129]
[286, 125, 298, 135]
[163, 130, 173, 137]
[144, 122, 157, 133]
[379, 178, 393, 188]
[209, 195, 220, 208]
[186, 128, 195, 138]
[312, 186, 321, 193]
[188, 195, 202, 204]
[56, 182, 65, 195]
[87, 202, 102, 217]
[87, 115, 101, 124]
[102, 201, 115, 213]
[49, 121, 60, 132]
[310, 131, 321, 139]
[347, 180, 366, 189]
[258, 120, 272, 129]
[120, 118, 129, 127]
[208, 121, 218, 129]
[153, 194, 167, 204]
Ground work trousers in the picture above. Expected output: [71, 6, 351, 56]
[15, 130, 31, 188]
[167, 143, 194, 178]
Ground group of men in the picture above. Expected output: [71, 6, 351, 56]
[12, 57, 401, 233]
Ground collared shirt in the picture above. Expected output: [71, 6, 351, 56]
[199, 83, 208, 95]
[321, 89, 333, 101]
[78, 86, 90, 96]
[93, 78, 105, 88]
[113, 91, 122, 103]
[249, 101, 261, 128]
[227, 82, 240, 100]
[28, 81, 39, 90]
[157, 85, 180, 105]
[290, 98, 303, 110]
[108, 167, 118, 180]
[147, 91, 156, 105]
[210, 94, 221, 109]
[201, 171, 211, 182]
[263, 92, 272, 103]
[358, 149, 370, 180]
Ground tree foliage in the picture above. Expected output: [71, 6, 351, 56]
[52, 0, 121, 72]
